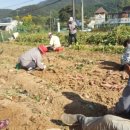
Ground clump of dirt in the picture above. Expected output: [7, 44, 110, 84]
[0, 43, 128, 130]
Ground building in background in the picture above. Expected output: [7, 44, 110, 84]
[107, 6, 130, 25]
[87, 7, 108, 29]
[0, 17, 18, 32]
[87, 6, 130, 29]
[94, 7, 108, 27]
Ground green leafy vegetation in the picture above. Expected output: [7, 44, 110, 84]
[0, 31, 13, 42]
[14, 25, 128, 54]
[16, 32, 49, 46]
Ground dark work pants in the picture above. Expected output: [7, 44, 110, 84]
[21, 60, 36, 70]
[78, 114, 130, 130]
[68, 33, 77, 45]
[47, 46, 54, 52]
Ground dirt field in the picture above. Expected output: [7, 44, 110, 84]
[0, 43, 128, 130]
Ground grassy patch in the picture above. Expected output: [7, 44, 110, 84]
[70, 44, 124, 54]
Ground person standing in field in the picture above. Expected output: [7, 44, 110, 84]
[67, 17, 77, 46]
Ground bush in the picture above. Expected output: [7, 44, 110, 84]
[16, 33, 49, 45]
[91, 45, 124, 54]
[15, 25, 130, 48]
[79, 25, 130, 46]
[0, 31, 13, 42]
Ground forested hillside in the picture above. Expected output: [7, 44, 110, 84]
[0, 0, 130, 18]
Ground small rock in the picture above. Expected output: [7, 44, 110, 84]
[0, 78, 6, 84]
[0, 49, 3, 54]
[29, 116, 36, 123]
[107, 70, 113, 75]
[19, 89, 28, 96]
[89, 81, 94, 86]
[39, 85, 44, 88]
[8, 69, 14, 72]
[36, 79, 42, 83]
[82, 93, 90, 99]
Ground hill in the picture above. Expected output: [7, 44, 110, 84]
[0, 9, 12, 18]
[0, 0, 129, 19]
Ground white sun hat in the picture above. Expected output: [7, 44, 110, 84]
[69, 17, 73, 21]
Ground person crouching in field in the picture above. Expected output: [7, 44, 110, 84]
[17, 45, 48, 71]
[47, 32, 62, 52]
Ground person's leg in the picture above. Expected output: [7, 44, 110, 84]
[73, 33, 77, 43]
[68, 33, 72, 45]
[61, 114, 130, 130]
[26, 61, 37, 71]
[61, 113, 100, 127]
[80, 114, 130, 130]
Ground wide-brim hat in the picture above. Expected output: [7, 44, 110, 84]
[38, 45, 48, 54]
[69, 17, 73, 21]
[48, 32, 52, 36]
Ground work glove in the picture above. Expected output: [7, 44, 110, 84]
[43, 65, 46, 70]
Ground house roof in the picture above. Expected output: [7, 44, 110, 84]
[95, 7, 108, 14]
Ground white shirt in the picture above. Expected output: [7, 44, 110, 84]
[49, 35, 61, 49]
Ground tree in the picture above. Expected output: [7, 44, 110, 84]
[22, 15, 32, 25]
[117, 0, 130, 10]
[59, 5, 79, 22]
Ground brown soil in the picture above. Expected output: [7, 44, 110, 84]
[0, 43, 128, 130]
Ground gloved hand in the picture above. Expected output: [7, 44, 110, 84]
[43, 65, 46, 70]
[41, 63, 46, 70]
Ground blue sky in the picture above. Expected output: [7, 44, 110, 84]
[0, 0, 45, 10]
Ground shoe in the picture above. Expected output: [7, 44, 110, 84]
[27, 67, 33, 71]
[0, 119, 9, 129]
[61, 113, 79, 126]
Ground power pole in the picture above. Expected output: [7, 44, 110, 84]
[72, 0, 75, 20]
[16, 10, 19, 17]
[81, 0, 84, 30]
[50, 11, 52, 32]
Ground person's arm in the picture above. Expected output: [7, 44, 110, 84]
[49, 37, 54, 46]
[67, 22, 70, 30]
[115, 97, 127, 113]
[115, 78, 130, 115]
[36, 55, 46, 70]
[114, 96, 130, 118]
[73, 21, 77, 29]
